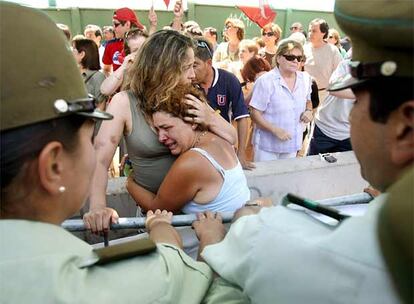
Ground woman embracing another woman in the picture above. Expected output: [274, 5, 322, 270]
[84, 30, 237, 233]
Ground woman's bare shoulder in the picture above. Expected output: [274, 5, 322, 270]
[170, 149, 214, 176]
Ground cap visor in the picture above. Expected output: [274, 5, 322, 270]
[328, 73, 367, 92]
[77, 109, 113, 120]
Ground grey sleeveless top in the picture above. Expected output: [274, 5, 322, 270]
[124, 91, 176, 193]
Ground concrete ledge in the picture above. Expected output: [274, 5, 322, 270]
[245, 151, 367, 202]
[100, 151, 367, 214]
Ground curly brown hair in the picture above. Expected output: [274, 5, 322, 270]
[147, 84, 207, 123]
[241, 55, 271, 83]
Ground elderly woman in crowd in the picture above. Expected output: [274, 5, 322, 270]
[84, 30, 237, 233]
[250, 39, 313, 161]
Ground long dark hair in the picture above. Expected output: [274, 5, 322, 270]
[72, 39, 100, 71]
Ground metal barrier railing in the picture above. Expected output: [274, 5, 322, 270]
[62, 192, 373, 232]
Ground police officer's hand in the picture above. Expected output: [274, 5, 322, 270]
[83, 207, 119, 234]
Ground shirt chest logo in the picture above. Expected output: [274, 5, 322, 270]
[112, 51, 122, 65]
[216, 94, 227, 106]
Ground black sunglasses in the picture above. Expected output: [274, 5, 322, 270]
[113, 21, 125, 28]
[282, 54, 303, 62]
[262, 32, 275, 37]
[290, 26, 299, 31]
[196, 40, 213, 58]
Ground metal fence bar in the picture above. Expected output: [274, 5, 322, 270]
[62, 193, 373, 232]
[63, 212, 235, 232]
[317, 192, 372, 206]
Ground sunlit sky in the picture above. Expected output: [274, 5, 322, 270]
[10, 0, 335, 12]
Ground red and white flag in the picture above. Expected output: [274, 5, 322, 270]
[237, 0, 276, 28]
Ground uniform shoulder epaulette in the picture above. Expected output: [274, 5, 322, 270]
[79, 238, 156, 268]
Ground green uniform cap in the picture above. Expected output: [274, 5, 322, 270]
[0, 2, 113, 132]
[329, 0, 414, 91]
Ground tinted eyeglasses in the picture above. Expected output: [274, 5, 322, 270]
[282, 54, 303, 62]
[196, 40, 213, 58]
[262, 32, 275, 37]
[113, 21, 125, 28]
[290, 26, 299, 31]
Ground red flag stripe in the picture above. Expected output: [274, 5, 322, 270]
[237, 4, 276, 28]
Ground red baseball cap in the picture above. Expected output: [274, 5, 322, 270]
[113, 7, 143, 29]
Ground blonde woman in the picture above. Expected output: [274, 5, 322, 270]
[213, 18, 245, 70]
[84, 30, 236, 233]
[327, 28, 347, 58]
[228, 39, 259, 82]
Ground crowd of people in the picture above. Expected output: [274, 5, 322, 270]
[59, 2, 353, 167]
[54, 3, 357, 219]
[1, 0, 412, 303]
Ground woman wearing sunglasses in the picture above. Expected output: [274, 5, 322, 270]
[249, 39, 313, 161]
[327, 28, 347, 59]
[259, 22, 282, 68]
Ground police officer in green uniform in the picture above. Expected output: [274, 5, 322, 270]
[191, 0, 413, 303]
[0, 2, 215, 303]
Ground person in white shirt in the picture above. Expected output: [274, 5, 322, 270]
[308, 58, 354, 155]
